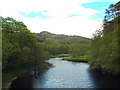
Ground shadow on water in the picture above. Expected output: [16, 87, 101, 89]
[87, 68, 120, 88]
[9, 68, 49, 88]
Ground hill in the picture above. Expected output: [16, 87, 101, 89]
[35, 31, 91, 57]
[36, 31, 91, 44]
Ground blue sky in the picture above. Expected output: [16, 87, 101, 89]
[18, 2, 116, 21]
[0, 0, 119, 38]
[19, 10, 51, 19]
[81, 2, 116, 21]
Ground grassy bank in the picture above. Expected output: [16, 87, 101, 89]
[63, 56, 88, 62]
[2, 62, 53, 88]
[50, 54, 70, 58]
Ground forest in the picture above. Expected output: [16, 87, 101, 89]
[1, 1, 120, 88]
[2, 17, 49, 70]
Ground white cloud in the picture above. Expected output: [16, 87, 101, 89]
[0, 0, 103, 38]
[22, 16, 101, 38]
[94, 0, 119, 2]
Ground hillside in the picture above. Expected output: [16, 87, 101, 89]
[35, 31, 91, 56]
[36, 31, 91, 44]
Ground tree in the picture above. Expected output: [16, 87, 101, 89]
[89, 20, 120, 75]
[69, 43, 88, 57]
[2, 17, 48, 69]
[103, 1, 120, 23]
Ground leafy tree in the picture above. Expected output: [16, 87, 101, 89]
[69, 43, 89, 57]
[2, 17, 48, 69]
[89, 19, 120, 75]
[103, 1, 120, 23]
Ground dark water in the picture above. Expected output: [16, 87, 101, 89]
[10, 58, 119, 88]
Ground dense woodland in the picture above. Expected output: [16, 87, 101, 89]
[2, 17, 49, 70]
[89, 18, 119, 75]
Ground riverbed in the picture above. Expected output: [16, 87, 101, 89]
[10, 58, 119, 88]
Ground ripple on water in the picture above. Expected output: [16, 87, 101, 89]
[10, 58, 120, 88]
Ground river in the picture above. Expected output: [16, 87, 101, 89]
[10, 58, 119, 88]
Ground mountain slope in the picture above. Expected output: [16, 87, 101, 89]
[36, 31, 91, 44]
[35, 31, 91, 56]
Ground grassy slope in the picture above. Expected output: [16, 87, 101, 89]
[2, 62, 53, 88]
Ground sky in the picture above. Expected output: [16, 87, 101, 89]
[0, 0, 119, 38]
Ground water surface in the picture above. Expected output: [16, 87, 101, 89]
[10, 58, 119, 88]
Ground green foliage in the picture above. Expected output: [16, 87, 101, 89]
[50, 54, 70, 58]
[36, 31, 91, 56]
[89, 24, 120, 75]
[2, 17, 48, 70]
[68, 43, 89, 57]
[43, 38, 68, 55]
[89, 2, 120, 75]
[63, 56, 88, 62]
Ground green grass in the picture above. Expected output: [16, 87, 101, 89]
[63, 56, 88, 62]
[2, 62, 53, 88]
[50, 54, 70, 58]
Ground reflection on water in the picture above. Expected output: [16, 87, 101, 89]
[10, 58, 119, 88]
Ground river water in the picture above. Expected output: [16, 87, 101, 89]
[10, 58, 119, 88]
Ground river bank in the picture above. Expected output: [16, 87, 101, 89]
[63, 56, 88, 62]
[50, 54, 70, 58]
[63, 57, 120, 76]
[2, 62, 53, 88]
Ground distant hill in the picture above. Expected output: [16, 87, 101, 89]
[36, 31, 91, 44]
[35, 31, 91, 56]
